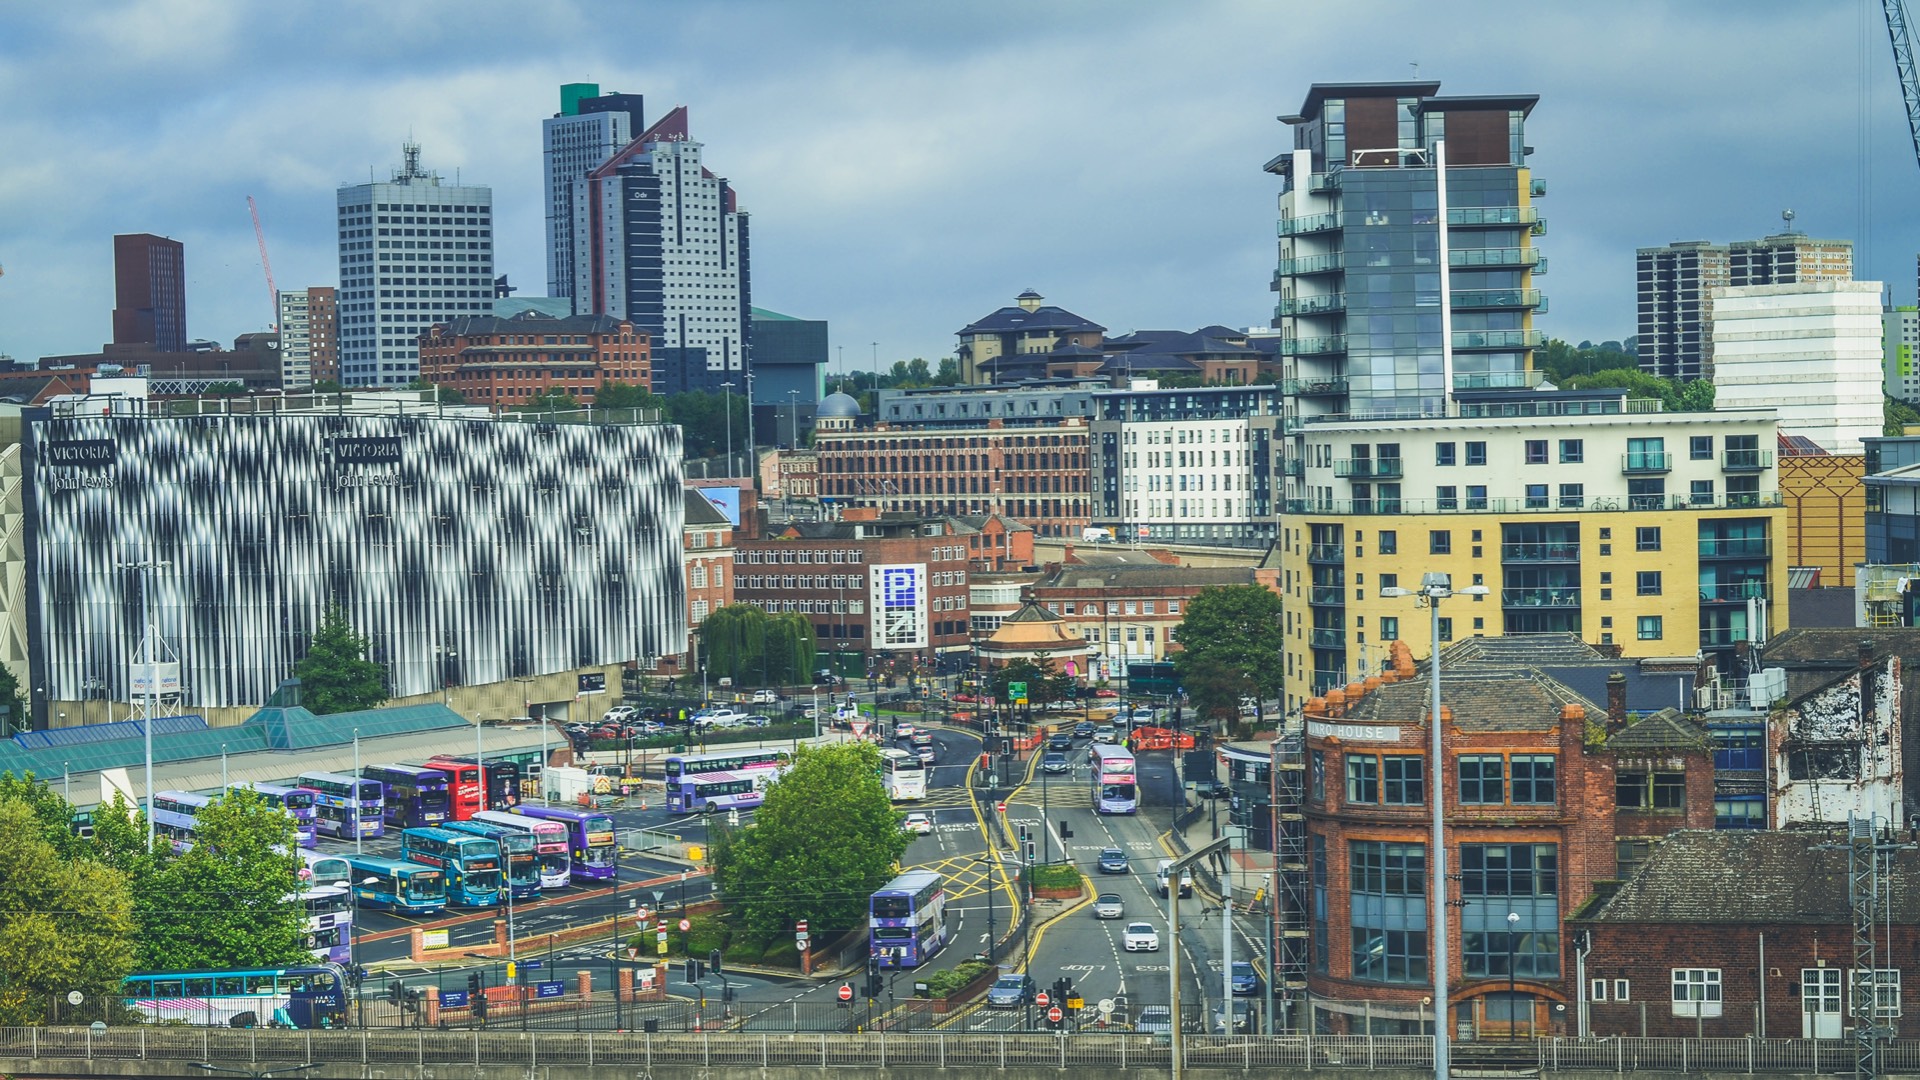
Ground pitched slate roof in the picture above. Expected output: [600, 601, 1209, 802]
[1441, 635, 1698, 715]
[684, 488, 730, 526]
[1582, 829, 1920, 924]
[1336, 667, 1595, 733]
[1037, 564, 1260, 590]
[958, 304, 1105, 336]
[1605, 708, 1709, 752]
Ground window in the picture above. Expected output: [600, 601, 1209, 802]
[1459, 756, 1505, 804]
[1711, 725, 1764, 771]
[1311, 835, 1329, 973]
[1559, 439, 1584, 464]
[1852, 969, 1902, 1019]
[1437, 617, 1453, 642]
[1525, 484, 1549, 508]
[1461, 844, 1561, 978]
[1671, 969, 1722, 1018]
[1614, 979, 1631, 1003]
[1636, 526, 1661, 552]
[1525, 440, 1548, 464]
[1618, 771, 1686, 810]
[1436, 442, 1457, 466]
[1637, 615, 1663, 641]
[1466, 485, 1488, 510]
[1559, 483, 1585, 508]
[1627, 436, 1667, 471]
[1382, 616, 1399, 641]
[1690, 480, 1714, 505]
[1714, 795, 1765, 829]
[1349, 841, 1428, 985]
[1689, 435, 1713, 460]
[1345, 756, 1380, 804]
[1378, 530, 1397, 555]
[1310, 750, 1326, 802]
[1653, 773, 1685, 808]
[1591, 979, 1609, 1002]
[1510, 756, 1557, 804]
[1383, 756, 1425, 805]
[1636, 571, 1662, 596]
[1466, 442, 1487, 466]
[1436, 485, 1459, 510]
[1430, 530, 1451, 555]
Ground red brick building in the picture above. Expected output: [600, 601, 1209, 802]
[813, 419, 1092, 539]
[308, 286, 339, 385]
[1030, 555, 1281, 681]
[418, 311, 648, 409]
[1573, 830, 1920, 1039]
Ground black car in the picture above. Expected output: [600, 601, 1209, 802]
[1040, 751, 1069, 774]
[1072, 721, 1096, 739]
[1194, 779, 1232, 800]
[1048, 732, 1072, 751]
[1097, 847, 1130, 874]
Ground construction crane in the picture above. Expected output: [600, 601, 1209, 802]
[246, 195, 278, 331]
[1884, 0, 1920, 169]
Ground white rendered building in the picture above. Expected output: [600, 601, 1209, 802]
[1711, 280, 1883, 453]
[542, 84, 642, 303]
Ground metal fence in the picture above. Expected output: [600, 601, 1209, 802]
[1539, 1036, 1920, 1074]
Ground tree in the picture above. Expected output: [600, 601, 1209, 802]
[133, 787, 310, 972]
[595, 381, 662, 411]
[292, 605, 387, 714]
[1888, 396, 1920, 436]
[700, 605, 817, 685]
[988, 657, 1073, 705]
[1172, 585, 1285, 711]
[517, 389, 579, 412]
[0, 798, 137, 1024]
[713, 741, 909, 937]
[933, 358, 963, 386]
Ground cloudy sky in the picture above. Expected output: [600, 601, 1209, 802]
[0, 0, 1911, 374]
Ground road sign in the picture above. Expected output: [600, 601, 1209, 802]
[535, 981, 565, 999]
[795, 933, 810, 947]
[838, 983, 854, 1002]
[1047, 1005, 1063, 1023]
[996, 802, 1007, 813]
[795, 920, 808, 933]
[522, 960, 542, 971]
[1098, 998, 1115, 1017]
[679, 918, 692, 932]
[1035, 991, 1050, 1008]
[440, 989, 469, 1008]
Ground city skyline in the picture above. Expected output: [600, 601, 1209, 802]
[0, 1, 1912, 375]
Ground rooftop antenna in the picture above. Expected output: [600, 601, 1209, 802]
[1410, 61, 1420, 77]
[1782, 208, 1798, 234]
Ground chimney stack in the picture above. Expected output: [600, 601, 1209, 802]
[1861, 639, 1877, 670]
[1606, 671, 1629, 731]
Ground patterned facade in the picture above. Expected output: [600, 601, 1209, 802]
[19, 403, 686, 711]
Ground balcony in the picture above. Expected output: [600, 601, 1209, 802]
[1276, 293, 1347, 318]
[1700, 628, 1750, 649]
[1310, 586, 1346, 606]
[1452, 329, 1545, 350]
[1309, 628, 1347, 650]
[1700, 582, 1771, 604]
[1449, 247, 1541, 268]
[1282, 416, 1304, 434]
[1452, 371, 1546, 390]
[1531, 179, 1547, 197]
[1502, 588, 1582, 608]
[1723, 449, 1774, 472]
[1622, 452, 1673, 475]
[1307, 543, 1345, 564]
[1449, 288, 1544, 311]
[1275, 253, 1346, 277]
[1333, 457, 1404, 479]
[1501, 542, 1581, 562]
[1281, 457, 1304, 477]
[1446, 206, 1541, 227]
[1286, 378, 1350, 397]
[1280, 491, 1784, 516]
[1278, 212, 1342, 236]
[1698, 538, 1771, 560]
[1280, 335, 1347, 356]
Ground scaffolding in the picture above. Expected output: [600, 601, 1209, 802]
[1845, 815, 1905, 1080]
[1272, 731, 1310, 1026]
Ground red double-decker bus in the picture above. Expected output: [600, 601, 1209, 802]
[421, 758, 487, 821]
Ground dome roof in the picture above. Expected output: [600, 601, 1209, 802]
[816, 392, 861, 418]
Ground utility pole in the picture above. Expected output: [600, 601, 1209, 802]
[1167, 837, 1230, 1080]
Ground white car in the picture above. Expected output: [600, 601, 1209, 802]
[1123, 922, 1160, 952]
[895, 721, 915, 738]
[694, 708, 745, 729]
[751, 689, 779, 704]
[602, 705, 637, 723]
[902, 811, 933, 835]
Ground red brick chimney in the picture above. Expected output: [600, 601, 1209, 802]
[1606, 671, 1628, 732]
[1861, 639, 1878, 670]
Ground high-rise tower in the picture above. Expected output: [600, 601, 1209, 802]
[1638, 232, 1852, 381]
[542, 83, 643, 303]
[111, 233, 186, 353]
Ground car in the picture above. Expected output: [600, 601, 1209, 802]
[1156, 859, 1193, 898]
[1127, 707, 1155, 724]
[1231, 961, 1260, 996]
[798, 705, 819, 720]
[629, 720, 666, 736]
[910, 730, 934, 747]
[895, 721, 916, 739]
[1093, 726, 1119, 744]
[1048, 732, 1072, 751]
[751, 689, 779, 704]
[1040, 751, 1069, 775]
[1214, 998, 1254, 1034]
[738, 714, 772, 728]
[813, 669, 838, 685]
[985, 973, 1035, 1008]
[1135, 1005, 1173, 1035]
[1072, 721, 1096, 739]
[1123, 922, 1160, 952]
[952, 693, 977, 704]
[915, 745, 936, 764]
[1092, 892, 1124, 919]
[902, 811, 933, 835]
[1193, 779, 1231, 800]
[1097, 847, 1130, 874]
[1094, 689, 1119, 699]
[601, 705, 637, 724]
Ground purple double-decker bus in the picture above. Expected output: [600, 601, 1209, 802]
[510, 805, 616, 882]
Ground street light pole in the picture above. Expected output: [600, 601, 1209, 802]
[353, 728, 362, 855]
[721, 380, 735, 476]
[1506, 910, 1520, 1039]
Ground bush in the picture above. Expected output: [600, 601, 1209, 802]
[920, 959, 992, 999]
[1028, 864, 1083, 891]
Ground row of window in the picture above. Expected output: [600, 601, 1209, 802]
[1312, 751, 1556, 808]
[1349, 526, 1663, 558]
[1060, 599, 1182, 617]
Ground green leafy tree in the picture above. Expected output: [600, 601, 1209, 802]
[933, 358, 963, 386]
[988, 657, 1073, 705]
[0, 798, 137, 1024]
[1888, 396, 1920, 436]
[1172, 585, 1285, 714]
[134, 788, 309, 972]
[311, 379, 344, 394]
[293, 605, 387, 714]
[517, 389, 579, 412]
[713, 741, 910, 937]
[596, 381, 663, 411]
[700, 605, 817, 685]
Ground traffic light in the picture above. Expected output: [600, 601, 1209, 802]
[708, 948, 724, 976]
[387, 982, 401, 1006]
[1059, 823, 1073, 840]
[683, 958, 705, 983]
[466, 972, 481, 996]
[473, 991, 489, 1018]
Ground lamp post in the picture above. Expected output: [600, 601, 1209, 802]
[352, 727, 363, 854]
[1379, 571, 1488, 1080]
[721, 380, 736, 476]
[121, 556, 170, 854]
[1506, 910, 1520, 1040]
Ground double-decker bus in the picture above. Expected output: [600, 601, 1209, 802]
[880, 748, 927, 801]
[425, 755, 519, 815]
[1090, 743, 1138, 814]
[471, 810, 570, 889]
[228, 782, 318, 848]
[123, 965, 349, 1029]
[344, 855, 446, 915]
[361, 764, 451, 829]
[510, 805, 617, 882]
[441, 819, 539, 900]
[398, 827, 501, 908]
[297, 771, 385, 840]
[666, 769, 780, 814]
[295, 886, 352, 964]
[151, 790, 215, 853]
[869, 870, 948, 969]
[299, 850, 353, 889]
[663, 748, 789, 781]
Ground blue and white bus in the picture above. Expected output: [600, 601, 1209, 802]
[296, 886, 352, 965]
[299, 850, 353, 889]
[471, 810, 570, 889]
[869, 869, 948, 969]
[344, 855, 446, 915]
[666, 768, 781, 814]
[361, 764, 451, 829]
[441, 819, 540, 900]
[398, 827, 501, 908]
[1090, 743, 1139, 815]
[123, 964, 348, 1029]
[298, 771, 385, 840]
[151, 790, 215, 853]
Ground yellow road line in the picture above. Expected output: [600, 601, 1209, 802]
[931, 884, 1100, 1030]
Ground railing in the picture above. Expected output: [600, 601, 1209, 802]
[1280, 335, 1347, 356]
[1539, 1035, 1920, 1074]
[1502, 588, 1581, 608]
[1453, 329, 1545, 349]
[1275, 253, 1346, 277]
[1286, 379, 1350, 397]
[1275, 294, 1347, 317]
[1622, 452, 1673, 474]
[1501, 543, 1581, 562]
[1723, 449, 1775, 471]
[1309, 629, 1347, 650]
[1333, 458, 1403, 479]
[1447, 206, 1541, 227]
[1283, 492, 1783, 516]
[1281, 458, 1304, 477]
[1448, 288, 1544, 310]
[1277, 212, 1342, 236]
[1700, 582, 1770, 603]
[1310, 586, 1346, 606]
[1449, 247, 1540, 268]
[1307, 543, 1346, 563]
[1700, 628, 1752, 647]
[1698, 538, 1772, 558]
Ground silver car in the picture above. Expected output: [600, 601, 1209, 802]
[1092, 892, 1124, 919]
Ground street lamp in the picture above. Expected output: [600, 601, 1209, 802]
[1379, 571, 1488, 1080]
[1506, 910, 1520, 1040]
[721, 380, 736, 476]
[348, 876, 379, 1027]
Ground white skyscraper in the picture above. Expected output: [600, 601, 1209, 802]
[335, 142, 493, 387]
[573, 106, 750, 393]
[542, 83, 643, 303]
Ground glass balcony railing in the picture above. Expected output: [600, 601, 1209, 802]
[1700, 583, 1771, 603]
[1452, 371, 1545, 390]
[1309, 628, 1347, 650]
[1276, 253, 1346, 277]
[1280, 335, 1347, 356]
[1700, 628, 1750, 648]
[1278, 212, 1342, 236]
[1530, 179, 1547, 197]
[1698, 538, 1772, 559]
[1452, 329, 1545, 350]
[1307, 543, 1345, 563]
[1281, 458, 1304, 477]
[1622, 452, 1673, 474]
[1501, 543, 1581, 562]
[1310, 586, 1346, 606]
[1281, 492, 1784, 517]
[1276, 293, 1347, 317]
[1449, 288, 1544, 310]
[1285, 378, 1350, 397]
[1449, 247, 1540, 268]
[1333, 458, 1404, 479]
[1501, 589, 1582, 608]
[1723, 449, 1774, 472]
[1446, 206, 1541, 227]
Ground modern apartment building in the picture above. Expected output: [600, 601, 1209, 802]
[335, 142, 494, 387]
[417, 311, 649, 409]
[1888, 305, 1920, 402]
[1089, 383, 1280, 547]
[542, 83, 644, 302]
[1637, 233, 1853, 381]
[1279, 393, 1785, 712]
[276, 286, 337, 389]
[1266, 82, 1545, 423]
[1711, 280, 1883, 454]
[572, 106, 749, 394]
[111, 233, 186, 353]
